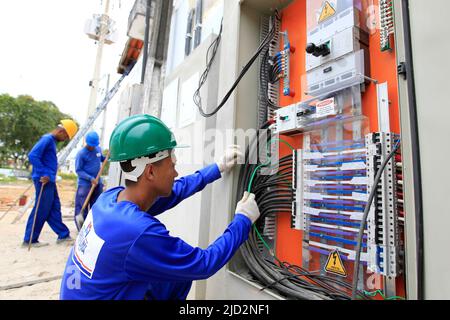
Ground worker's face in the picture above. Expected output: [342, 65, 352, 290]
[86, 145, 95, 151]
[152, 151, 178, 197]
[55, 128, 69, 142]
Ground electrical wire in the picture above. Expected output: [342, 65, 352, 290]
[237, 129, 369, 300]
[247, 139, 295, 192]
[239, 142, 328, 299]
[193, 20, 223, 116]
[351, 140, 401, 299]
[260, 16, 281, 110]
[260, 49, 275, 110]
[363, 290, 405, 300]
[194, 14, 279, 118]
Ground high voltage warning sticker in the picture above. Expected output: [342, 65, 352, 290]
[325, 250, 347, 277]
[319, 1, 336, 23]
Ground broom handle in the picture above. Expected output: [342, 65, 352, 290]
[28, 182, 46, 251]
[80, 152, 110, 216]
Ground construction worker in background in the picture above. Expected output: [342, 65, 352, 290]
[23, 119, 78, 248]
[60, 114, 260, 300]
[74, 131, 105, 230]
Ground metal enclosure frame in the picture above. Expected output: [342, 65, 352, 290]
[393, 0, 423, 300]
[394, 0, 450, 300]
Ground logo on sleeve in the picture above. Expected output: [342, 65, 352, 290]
[72, 212, 105, 279]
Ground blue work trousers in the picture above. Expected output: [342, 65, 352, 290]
[24, 179, 71, 243]
[74, 183, 103, 220]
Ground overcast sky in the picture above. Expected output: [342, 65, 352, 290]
[0, 0, 134, 150]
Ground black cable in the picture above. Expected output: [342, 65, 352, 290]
[261, 51, 279, 108]
[194, 15, 277, 118]
[249, 171, 362, 298]
[266, 259, 368, 300]
[351, 140, 401, 299]
[247, 232, 330, 300]
[237, 133, 330, 299]
[193, 20, 223, 115]
[237, 131, 362, 300]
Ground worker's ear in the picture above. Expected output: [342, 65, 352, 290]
[143, 163, 156, 182]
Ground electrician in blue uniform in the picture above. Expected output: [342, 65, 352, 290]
[60, 114, 260, 300]
[74, 131, 105, 230]
[23, 119, 78, 247]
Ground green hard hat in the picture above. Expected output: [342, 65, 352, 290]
[109, 114, 177, 162]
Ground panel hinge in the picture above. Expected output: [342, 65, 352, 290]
[397, 62, 407, 80]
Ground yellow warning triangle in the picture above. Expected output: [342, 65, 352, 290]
[325, 250, 347, 277]
[319, 1, 336, 23]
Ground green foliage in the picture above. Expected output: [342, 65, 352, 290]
[102, 149, 110, 173]
[58, 172, 78, 181]
[0, 173, 18, 183]
[0, 94, 76, 169]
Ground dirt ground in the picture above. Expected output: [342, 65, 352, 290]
[0, 180, 78, 300]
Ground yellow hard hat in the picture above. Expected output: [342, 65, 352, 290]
[60, 119, 78, 139]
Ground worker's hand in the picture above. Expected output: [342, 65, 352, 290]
[91, 178, 99, 186]
[217, 145, 244, 173]
[40, 176, 49, 185]
[235, 192, 260, 224]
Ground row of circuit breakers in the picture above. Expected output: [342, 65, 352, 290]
[289, 132, 403, 277]
[270, 0, 403, 277]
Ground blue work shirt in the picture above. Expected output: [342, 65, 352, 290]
[75, 147, 105, 186]
[60, 164, 252, 300]
[28, 134, 58, 183]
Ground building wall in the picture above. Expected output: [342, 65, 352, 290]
[166, 0, 223, 74]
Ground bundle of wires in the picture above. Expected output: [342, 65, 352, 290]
[236, 123, 369, 300]
[267, 53, 285, 84]
[260, 47, 280, 109]
[193, 13, 280, 117]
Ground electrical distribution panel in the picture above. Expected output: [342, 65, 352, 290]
[241, 0, 406, 300]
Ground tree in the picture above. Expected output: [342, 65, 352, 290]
[0, 94, 75, 169]
[102, 149, 110, 174]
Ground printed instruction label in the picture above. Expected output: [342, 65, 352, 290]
[316, 97, 336, 117]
